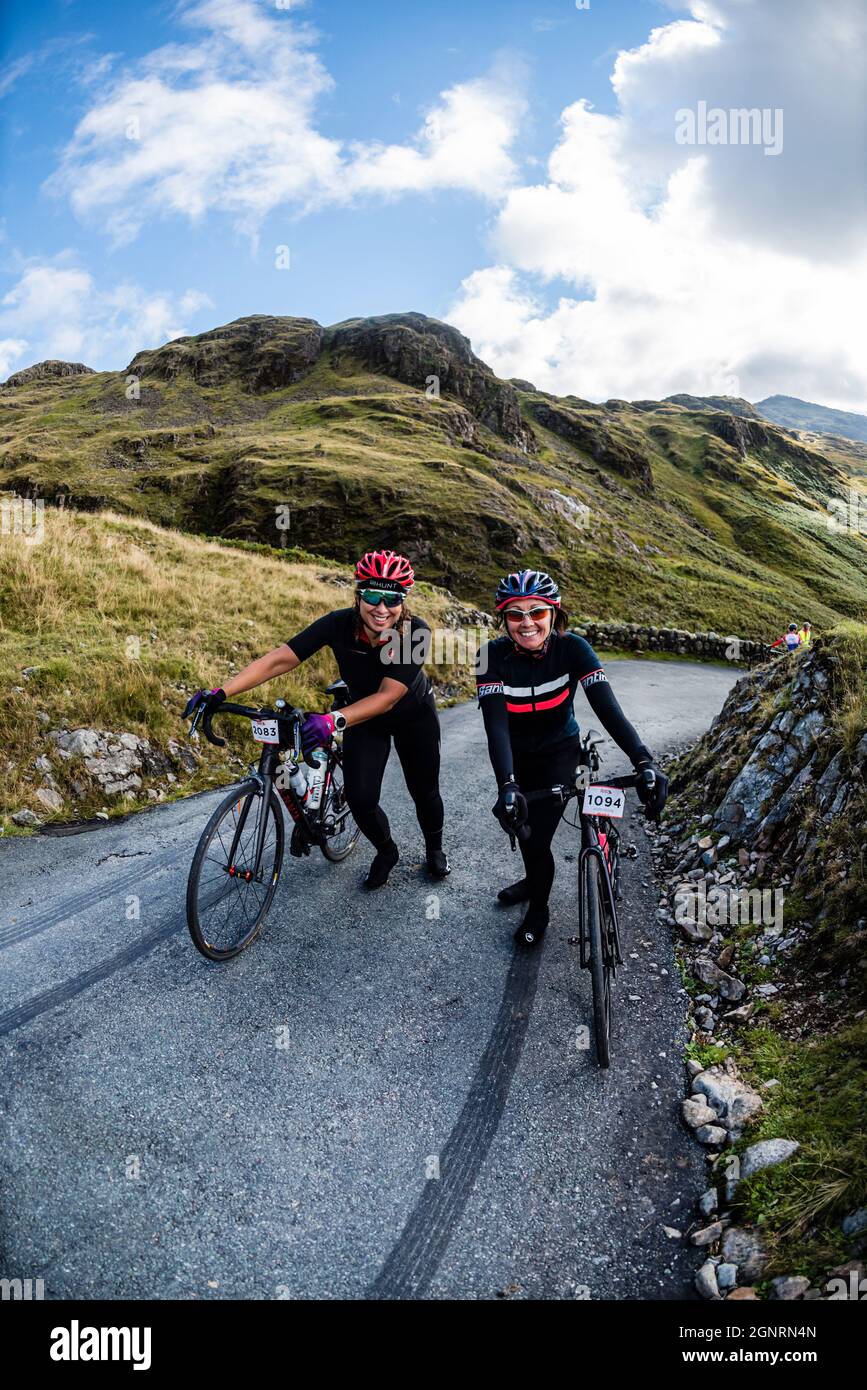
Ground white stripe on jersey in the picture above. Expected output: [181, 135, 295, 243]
[500, 673, 570, 698]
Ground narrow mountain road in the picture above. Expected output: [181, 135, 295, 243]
[0, 660, 738, 1301]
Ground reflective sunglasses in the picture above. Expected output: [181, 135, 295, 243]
[359, 589, 404, 609]
[504, 605, 553, 623]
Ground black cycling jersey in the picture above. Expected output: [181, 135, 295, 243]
[287, 608, 432, 716]
[476, 630, 651, 785]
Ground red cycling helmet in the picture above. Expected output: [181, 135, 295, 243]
[355, 549, 415, 592]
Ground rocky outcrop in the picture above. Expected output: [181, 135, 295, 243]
[664, 394, 763, 420]
[127, 316, 325, 392]
[327, 313, 535, 452]
[9, 727, 202, 826]
[703, 411, 772, 459]
[672, 639, 866, 908]
[528, 400, 653, 488]
[646, 628, 866, 1300]
[3, 359, 95, 388]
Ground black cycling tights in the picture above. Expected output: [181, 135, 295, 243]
[341, 693, 444, 850]
[514, 738, 582, 914]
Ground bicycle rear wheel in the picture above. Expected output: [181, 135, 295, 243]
[186, 780, 284, 962]
[583, 854, 612, 1068]
[319, 753, 360, 863]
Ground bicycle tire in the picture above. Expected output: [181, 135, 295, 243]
[186, 780, 285, 962]
[583, 853, 611, 1068]
[319, 754, 360, 863]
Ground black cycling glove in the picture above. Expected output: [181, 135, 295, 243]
[493, 780, 528, 834]
[182, 687, 226, 721]
[634, 759, 669, 819]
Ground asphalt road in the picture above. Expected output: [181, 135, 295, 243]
[0, 659, 738, 1301]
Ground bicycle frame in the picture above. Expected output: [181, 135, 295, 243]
[191, 699, 348, 878]
[522, 746, 636, 972]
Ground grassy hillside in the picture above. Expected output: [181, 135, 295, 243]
[0, 508, 482, 828]
[1, 314, 866, 640]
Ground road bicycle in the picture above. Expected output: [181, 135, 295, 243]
[517, 729, 652, 1068]
[185, 682, 359, 962]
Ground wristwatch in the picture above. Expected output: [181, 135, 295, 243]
[333, 712, 348, 734]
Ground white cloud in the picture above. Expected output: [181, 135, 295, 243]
[0, 338, 28, 377]
[46, 0, 526, 245]
[448, 0, 867, 410]
[0, 261, 213, 377]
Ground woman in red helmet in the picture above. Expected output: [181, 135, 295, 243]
[185, 550, 447, 888]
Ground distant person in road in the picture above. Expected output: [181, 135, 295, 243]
[771, 623, 803, 654]
[475, 568, 668, 947]
[798, 622, 812, 647]
[183, 550, 448, 889]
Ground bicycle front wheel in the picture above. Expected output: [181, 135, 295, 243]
[583, 854, 612, 1068]
[186, 780, 285, 962]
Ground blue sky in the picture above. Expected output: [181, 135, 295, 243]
[2, 0, 866, 408]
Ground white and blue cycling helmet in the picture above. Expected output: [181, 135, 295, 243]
[495, 568, 561, 612]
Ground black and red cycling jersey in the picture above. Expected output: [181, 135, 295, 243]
[475, 630, 652, 785]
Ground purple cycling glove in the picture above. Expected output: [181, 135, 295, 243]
[300, 712, 336, 754]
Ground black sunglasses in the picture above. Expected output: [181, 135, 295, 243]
[359, 589, 404, 609]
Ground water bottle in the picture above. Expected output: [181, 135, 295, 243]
[277, 753, 309, 819]
[306, 747, 328, 811]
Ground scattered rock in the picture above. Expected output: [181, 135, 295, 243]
[693, 958, 746, 1002]
[770, 1275, 810, 1300]
[740, 1138, 800, 1181]
[698, 1188, 719, 1218]
[695, 1261, 721, 1300]
[695, 1124, 728, 1146]
[691, 1221, 723, 1247]
[691, 1069, 763, 1131]
[842, 1207, 867, 1238]
[720, 1227, 767, 1280]
[35, 787, 63, 813]
[682, 1098, 718, 1129]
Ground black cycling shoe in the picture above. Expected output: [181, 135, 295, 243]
[363, 841, 400, 889]
[426, 849, 450, 879]
[497, 877, 530, 906]
[514, 907, 549, 947]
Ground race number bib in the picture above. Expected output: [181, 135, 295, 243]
[582, 785, 625, 819]
[250, 717, 280, 744]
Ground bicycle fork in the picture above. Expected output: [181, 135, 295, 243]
[580, 841, 625, 969]
[225, 753, 277, 883]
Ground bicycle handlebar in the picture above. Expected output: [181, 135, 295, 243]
[523, 771, 642, 804]
[191, 700, 307, 750]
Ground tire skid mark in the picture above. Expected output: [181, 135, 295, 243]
[369, 944, 542, 1300]
[0, 846, 180, 953]
[0, 919, 182, 1037]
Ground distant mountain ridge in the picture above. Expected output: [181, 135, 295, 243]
[754, 395, 867, 446]
[1, 312, 865, 638]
